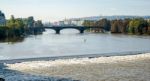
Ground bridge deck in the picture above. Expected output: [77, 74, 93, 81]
[44, 26, 103, 28]
[43, 26, 105, 34]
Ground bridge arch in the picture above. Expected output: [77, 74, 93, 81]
[44, 29, 56, 34]
[59, 27, 84, 34]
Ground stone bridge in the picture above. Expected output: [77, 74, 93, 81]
[44, 26, 105, 34]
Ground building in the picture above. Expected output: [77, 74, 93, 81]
[58, 19, 84, 26]
[63, 19, 72, 26]
[71, 19, 84, 26]
[0, 11, 6, 26]
[58, 21, 65, 26]
[43, 22, 52, 27]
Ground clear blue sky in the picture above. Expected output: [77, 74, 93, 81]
[0, 0, 150, 22]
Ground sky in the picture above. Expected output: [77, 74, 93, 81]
[0, 0, 150, 22]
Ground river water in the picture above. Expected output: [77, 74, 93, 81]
[0, 29, 150, 60]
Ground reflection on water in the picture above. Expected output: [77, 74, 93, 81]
[0, 37, 24, 44]
[0, 29, 150, 60]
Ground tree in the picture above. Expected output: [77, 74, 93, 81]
[34, 20, 43, 27]
[82, 20, 95, 26]
[27, 16, 34, 27]
[0, 26, 7, 39]
[111, 20, 122, 33]
[6, 15, 25, 37]
[147, 20, 150, 34]
[15, 19, 25, 28]
[122, 19, 130, 33]
[6, 15, 16, 28]
[95, 18, 111, 31]
[129, 18, 148, 34]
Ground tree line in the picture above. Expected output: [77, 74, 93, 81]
[83, 18, 150, 35]
[0, 15, 44, 40]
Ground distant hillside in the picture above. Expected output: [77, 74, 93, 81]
[69, 16, 150, 21]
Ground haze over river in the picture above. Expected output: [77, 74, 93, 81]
[0, 29, 150, 60]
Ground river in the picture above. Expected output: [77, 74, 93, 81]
[0, 29, 150, 60]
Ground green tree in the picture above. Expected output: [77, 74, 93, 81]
[147, 20, 150, 34]
[15, 19, 25, 28]
[122, 19, 130, 33]
[6, 15, 25, 37]
[95, 18, 111, 31]
[27, 16, 34, 27]
[0, 26, 7, 39]
[129, 18, 147, 34]
[82, 20, 95, 26]
[34, 20, 43, 27]
[82, 20, 96, 32]
[6, 15, 16, 28]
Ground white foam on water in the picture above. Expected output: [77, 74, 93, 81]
[5, 53, 150, 81]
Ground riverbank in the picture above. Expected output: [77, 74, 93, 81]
[0, 53, 150, 81]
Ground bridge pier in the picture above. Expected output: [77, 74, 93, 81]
[56, 29, 60, 34]
[80, 30, 84, 34]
